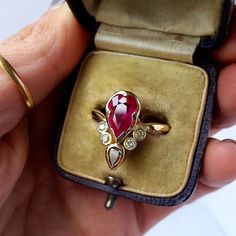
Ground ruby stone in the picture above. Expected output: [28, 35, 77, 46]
[106, 91, 139, 141]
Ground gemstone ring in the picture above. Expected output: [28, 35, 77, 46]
[92, 91, 170, 171]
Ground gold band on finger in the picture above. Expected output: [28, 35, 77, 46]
[0, 54, 34, 109]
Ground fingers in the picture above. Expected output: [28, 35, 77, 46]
[200, 138, 236, 188]
[0, 118, 28, 208]
[212, 63, 236, 130]
[137, 138, 236, 233]
[213, 7, 236, 63]
[210, 6, 236, 129]
[0, 3, 91, 137]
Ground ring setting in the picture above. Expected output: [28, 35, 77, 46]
[93, 91, 170, 170]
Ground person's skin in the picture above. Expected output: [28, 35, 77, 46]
[0, 3, 236, 236]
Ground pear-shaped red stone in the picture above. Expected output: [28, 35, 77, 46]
[106, 91, 140, 141]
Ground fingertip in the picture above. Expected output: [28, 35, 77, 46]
[213, 6, 236, 63]
[213, 63, 236, 129]
[200, 138, 236, 188]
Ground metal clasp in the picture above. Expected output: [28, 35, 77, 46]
[104, 176, 123, 210]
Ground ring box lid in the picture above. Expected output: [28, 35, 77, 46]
[66, 0, 234, 63]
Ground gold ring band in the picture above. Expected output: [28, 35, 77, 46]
[92, 108, 170, 135]
[0, 55, 34, 109]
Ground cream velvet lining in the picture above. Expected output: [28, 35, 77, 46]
[58, 51, 208, 197]
[95, 24, 200, 63]
[82, 0, 222, 37]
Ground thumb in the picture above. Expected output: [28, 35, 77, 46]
[0, 3, 91, 137]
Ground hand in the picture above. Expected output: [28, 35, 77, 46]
[0, 3, 236, 236]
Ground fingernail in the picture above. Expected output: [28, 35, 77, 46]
[223, 139, 236, 144]
[49, 0, 65, 10]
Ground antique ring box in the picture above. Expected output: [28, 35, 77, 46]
[53, 0, 234, 208]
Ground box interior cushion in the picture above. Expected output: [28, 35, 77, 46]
[82, 0, 223, 37]
[57, 51, 208, 197]
[95, 24, 200, 63]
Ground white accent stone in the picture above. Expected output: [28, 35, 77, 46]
[133, 127, 147, 141]
[109, 148, 120, 166]
[100, 133, 111, 145]
[97, 121, 108, 133]
[124, 137, 137, 151]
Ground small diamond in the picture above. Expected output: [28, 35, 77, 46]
[100, 133, 112, 145]
[123, 137, 137, 151]
[97, 121, 108, 133]
[133, 127, 146, 141]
